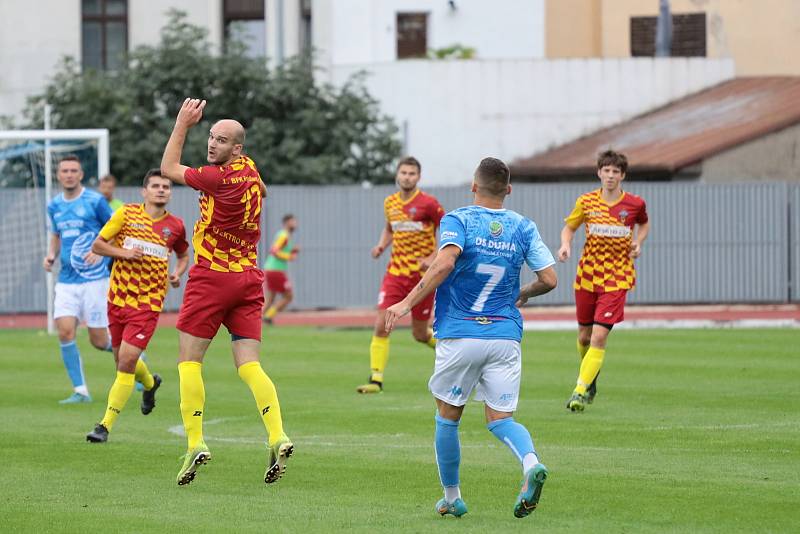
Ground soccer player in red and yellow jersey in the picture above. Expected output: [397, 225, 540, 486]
[85, 169, 190, 443]
[557, 150, 650, 412]
[357, 157, 445, 394]
[161, 98, 293, 487]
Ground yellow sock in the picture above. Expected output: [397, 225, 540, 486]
[575, 347, 605, 395]
[178, 361, 205, 450]
[426, 328, 437, 349]
[100, 371, 135, 431]
[264, 306, 278, 319]
[577, 339, 589, 359]
[238, 361, 284, 446]
[369, 335, 390, 382]
[134, 357, 155, 390]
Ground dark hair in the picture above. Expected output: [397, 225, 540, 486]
[282, 213, 295, 224]
[596, 149, 628, 174]
[396, 156, 421, 174]
[58, 154, 81, 168]
[142, 168, 168, 187]
[99, 174, 117, 184]
[474, 157, 510, 197]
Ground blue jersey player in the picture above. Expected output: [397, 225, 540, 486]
[385, 157, 557, 519]
[43, 155, 114, 404]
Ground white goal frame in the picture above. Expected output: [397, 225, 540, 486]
[0, 128, 110, 334]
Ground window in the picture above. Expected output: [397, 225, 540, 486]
[223, 0, 266, 57]
[630, 13, 706, 57]
[397, 13, 428, 59]
[81, 0, 128, 71]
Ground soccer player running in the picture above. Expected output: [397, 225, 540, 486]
[385, 158, 557, 518]
[558, 150, 649, 412]
[43, 155, 114, 404]
[357, 157, 445, 394]
[262, 214, 299, 324]
[98, 174, 124, 212]
[86, 169, 189, 443]
[161, 98, 292, 486]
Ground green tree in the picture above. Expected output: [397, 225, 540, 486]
[23, 10, 401, 185]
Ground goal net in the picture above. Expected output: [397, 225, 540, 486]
[0, 129, 109, 332]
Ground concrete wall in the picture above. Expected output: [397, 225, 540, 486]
[545, 0, 601, 58]
[330, 57, 735, 185]
[699, 124, 800, 183]
[312, 0, 545, 71]
[0, 0, 82, 121]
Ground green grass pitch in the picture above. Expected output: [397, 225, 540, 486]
[0, 326, 797, 532]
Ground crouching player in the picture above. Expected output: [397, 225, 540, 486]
[86, 169, 189, 443]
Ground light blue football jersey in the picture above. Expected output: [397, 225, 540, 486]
[46, 188, 113, 284]
[433, 206, 555, 341]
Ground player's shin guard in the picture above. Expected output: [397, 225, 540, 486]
[577, 339, 589, 359]
[100, 371, 135, 431]
[435, 415, 461, 497]
[576, 347, 605, 395]
[238, 361, 285, 446]
[178, 361, 205, 450]
[134, 357, 155, 390]
[60, 340, 86, 390]
[488, 418, 539, 471]
[369, 336, 389, 382]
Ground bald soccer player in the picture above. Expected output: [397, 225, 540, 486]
[161, 99, 293, 487]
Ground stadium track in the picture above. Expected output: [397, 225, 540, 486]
[2, 304, 799, 329]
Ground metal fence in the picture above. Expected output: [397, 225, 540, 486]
[0, 182, 796, 313]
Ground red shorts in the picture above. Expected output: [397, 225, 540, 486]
[575, 289, 627, 326]
[177, 265, 265, 341]
[108, 304, 159, 350]
[377, 273, 434, 321]
[265, 270, 292, 293]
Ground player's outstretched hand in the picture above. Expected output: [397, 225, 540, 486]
[169, 271, 181, 288]
[557, 244, 570, 262]
[43, 255, 55, 271]
[371, 245, 385, 259]
[515, 295, 528, 308]
[122, 248, 144, 260]
[384, 302, 410, 333]
[629, 242, 642, 258]
[176, 98, 206, 129]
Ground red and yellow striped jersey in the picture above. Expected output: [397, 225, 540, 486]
[100, 203, 188, 311]
[565, 189, 648, 293]
[184, 155, 263, 273]
[384, 190, 444, 278]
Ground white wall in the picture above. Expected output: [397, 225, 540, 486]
[330, 57, 736, 185]
[128, 0, 223, 52]
[0, 0, 81, 121]
[313, 0, 545, 71]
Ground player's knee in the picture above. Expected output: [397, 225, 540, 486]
[413, 330, 430, 343]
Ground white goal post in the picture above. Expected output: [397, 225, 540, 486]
[0, 128, 109, 334]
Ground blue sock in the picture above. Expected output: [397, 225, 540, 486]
[104, 339, 113, 352]
[487, 417, 536, 465]
[435, 414, 461, 492]
[60, 341, 85, 388]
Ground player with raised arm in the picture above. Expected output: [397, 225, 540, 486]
[385, 157, 557, 519]
[558, 150, 650, 412]
[357, 157, 444, 394]
[262, 214, 299, 324]
[86, 169, 189, 443]
[44, 155, 114, 404]
[161, 98, 292, 486]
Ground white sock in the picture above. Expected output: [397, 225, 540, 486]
[444, 485, 461, 503]
[522, 452, 539, 474]
[74, 385, 90, 396]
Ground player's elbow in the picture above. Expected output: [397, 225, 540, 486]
[538, 268, 558, 292]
